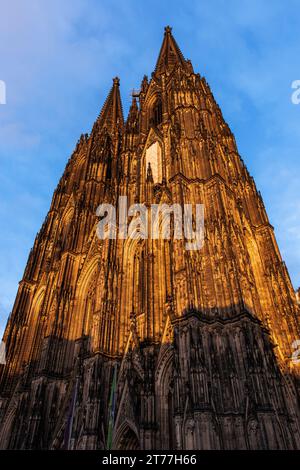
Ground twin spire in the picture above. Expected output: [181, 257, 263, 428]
[97, 76, 124, 131]
[154, 25, 187, 74]
[97, 27, 188, 132]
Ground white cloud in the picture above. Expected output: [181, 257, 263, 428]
[0, 0, 299, 337]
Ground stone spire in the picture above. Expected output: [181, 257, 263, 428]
[1, 28, 300, 452]
[154, 26, 187, 75]
[97, 76, 124, 131]
[126, 96, 138, 128]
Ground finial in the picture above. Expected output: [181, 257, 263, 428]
[113, 77, 120, 86]
[164, 25, 172, 34]
[147, 162, 153, 182]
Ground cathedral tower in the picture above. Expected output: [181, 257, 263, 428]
[0, 27, 300, 450]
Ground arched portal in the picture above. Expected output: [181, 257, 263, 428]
[114, 422, 140, 450]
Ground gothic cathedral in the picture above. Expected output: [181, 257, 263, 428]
[0, 27, 300, 450]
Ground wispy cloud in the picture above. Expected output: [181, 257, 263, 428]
[0, 0, 299, 335]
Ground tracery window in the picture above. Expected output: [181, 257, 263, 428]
[152, 98, 162, 126]
[145, 141, 162, 183]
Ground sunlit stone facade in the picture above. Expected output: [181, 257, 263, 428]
[0, 27, 300, 450]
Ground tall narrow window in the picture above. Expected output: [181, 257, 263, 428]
[151, 98, 162, 126]
[145, 141, 162, 183]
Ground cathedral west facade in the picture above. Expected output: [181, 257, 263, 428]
[0, 27, 300, 450]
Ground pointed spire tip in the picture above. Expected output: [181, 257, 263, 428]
[95, 77, 123, 131]
[155, 26, 185, 74]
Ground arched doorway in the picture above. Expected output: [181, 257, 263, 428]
[114, 423, 140, 450]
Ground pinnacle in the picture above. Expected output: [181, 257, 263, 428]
[96, 77, 124, 131]
[154, 26, 187, 75]
[126, 95, 139, 128]
[146, 162, 154, 182]
[113, 76, 120, 86]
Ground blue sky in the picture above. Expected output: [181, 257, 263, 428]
[0, 0, 300, 338]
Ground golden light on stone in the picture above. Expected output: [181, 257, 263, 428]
[0, 27, 299, 450]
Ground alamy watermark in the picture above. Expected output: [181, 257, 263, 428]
[291, 80, 300, 104]
[96, 197, 204, 250]
[0, 80, 6, 104]
[0, 341, 6, 365]
[291, 339, 300, 364]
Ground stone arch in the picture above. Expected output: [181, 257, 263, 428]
[141, 128, 164, 187]
[145, 92, 162, 127]
[32, 284, 45, 312]
[151, 96, 163, 126]
[60, 203, 75, 227]
[30, 286, 45, 324]
[75, 257, 101, 340]
[113, 419, 140, 450]
[121, 235, 146, 342]
[23, 286, 46, 364]
[145, 141, 163, 184]
[156, 343, 174, 383]
[155, 346, 175, 449]
[73, 150, 87, 176]
[57, 204, 75, 251]
[0, 397, 19, 449]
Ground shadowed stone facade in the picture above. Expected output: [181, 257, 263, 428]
[0, 27, 300, 450]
